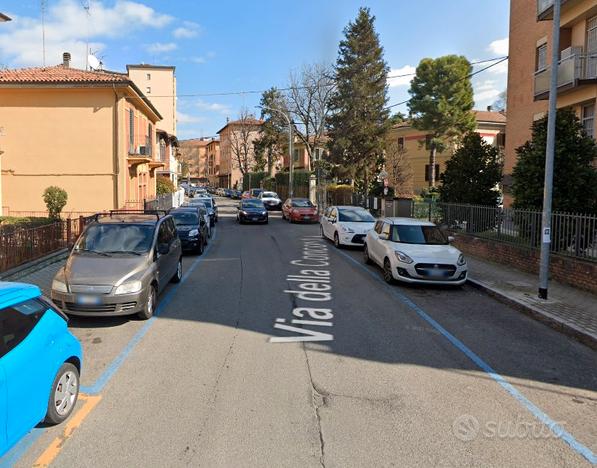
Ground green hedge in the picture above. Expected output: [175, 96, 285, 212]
[243, 172, 268, 189]
[274, 170, 312, 187]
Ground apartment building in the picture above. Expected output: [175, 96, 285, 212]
[0, 53, 163, 213]
[206, 139, 221, 187]
[179, 138, 210, 184]
[387, 110, 507, 195]
[506, 0, 597, 203]
[217, 118, 263, 189]
[127, 64, 179, 185]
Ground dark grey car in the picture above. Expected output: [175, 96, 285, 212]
[51, 212, 182, 320]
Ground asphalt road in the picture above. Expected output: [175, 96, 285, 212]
[9, 197, 597, 467]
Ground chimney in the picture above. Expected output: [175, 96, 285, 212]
[63, 52, 71, 68]
[487, 105, 492, 112]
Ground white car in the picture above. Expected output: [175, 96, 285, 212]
[259, 191, 282, 210]
[363, 217, 467, 286]
[320, 206, 376, 248]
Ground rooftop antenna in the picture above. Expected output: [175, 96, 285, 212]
[81, 0, 91, 70]
[41, 0, 46, 66]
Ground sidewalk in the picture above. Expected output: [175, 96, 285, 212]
[467, 256, 597, 350]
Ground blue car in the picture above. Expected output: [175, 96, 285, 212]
[0, 282, 82, 457]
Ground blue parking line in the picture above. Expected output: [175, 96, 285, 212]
[335, 248, 597, 465]
[0, 228, 217, 467]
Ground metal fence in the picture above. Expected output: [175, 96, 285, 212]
[411, 201, 597, 262]
[0, 216, 94, 273]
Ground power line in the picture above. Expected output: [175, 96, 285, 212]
[385, 56, 509, 110]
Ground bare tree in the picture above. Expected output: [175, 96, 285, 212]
[386, 141, 413, 196]
[287, 63, 335, 170]
[229, 108, 261, 176]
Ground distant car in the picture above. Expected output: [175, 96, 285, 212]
[249, 188, 263, 198]
[184, 199, 212, 238]
[0, 282, 82, 457]
[364, 218, 467, 285]
[259, 191, 282, 210]
[241, 191, 250, 199]
[51, 211, 182, 320]
[232, 190, 242, 200]
[194, 196, 218, 226]
[282, 198, 318, 223]
[170, 207, 209, 255]
[237, 199, 268, 224]
[320, 206, 376, 247]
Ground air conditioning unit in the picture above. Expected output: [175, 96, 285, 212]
[561, 46, 583, 60]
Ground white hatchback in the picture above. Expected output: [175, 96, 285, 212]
[363, 217, 467, 285]
[320, 206, 376, 248]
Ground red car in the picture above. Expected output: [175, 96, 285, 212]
[282, 198, 318, 223]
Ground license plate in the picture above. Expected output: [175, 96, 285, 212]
[303, 216, 311, 220]
[77, 294, 101, 305]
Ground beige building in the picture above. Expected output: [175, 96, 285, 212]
[0, 53, 163, 214]
[217, 118, 263, 189]
[206, 139, 221, 187]
[127, 64, 179, 185]
[179, 138, 211, 184]
[506, 0, 597, 204]
[387, 110, 507, 195]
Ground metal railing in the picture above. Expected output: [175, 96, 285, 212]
[412, 202, 597, 262]
[534, 53, 597, 97]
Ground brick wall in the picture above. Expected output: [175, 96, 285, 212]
[453, 234, 597, 295]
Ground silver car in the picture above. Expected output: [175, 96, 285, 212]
[51, 212, 182, 320]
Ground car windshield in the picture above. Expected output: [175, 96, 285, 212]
[292, 199, 313, 207]
[75, 224, 154, 254]
[196, 198, 213, 208]
[263, 192, 278, 198]
[251, 189, 263, 196]
[243, 200, 264, 209]
[172, 212, 199, 225]
[390, 224, 448, 245]
[188, 199, 207, 207]
[338, 209, 375, 222]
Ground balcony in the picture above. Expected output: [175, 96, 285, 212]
[537, 0, 569, 21]
[534, 53, 597, 100]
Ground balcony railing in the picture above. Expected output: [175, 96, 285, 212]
[534, 53, 597, 99]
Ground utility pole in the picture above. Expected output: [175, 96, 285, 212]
[539, 0, 561, 300]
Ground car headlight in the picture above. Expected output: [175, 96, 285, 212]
[114, 281, 143, 295]
[394, 250, 414, 264]
[188, 229, 199, 237]
[240, 210, 247, 215]
[457, 254, 467, 266]
[52, 279, 68, 293]
[262, 211, 267, 215]
[341, 225, 354, 233]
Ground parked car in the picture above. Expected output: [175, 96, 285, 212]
[0, 282, 82, 457]
[363, 217, 467, 286]
[232, 190, 242, 200]
[282, 198, 318, 223]
[259, 191, 282, 210]
[51, 211, 183, 320]
[170, 207, 208, 255]
[194, 196, 218, 226]
[320, 205, 376, 247]
[249, 188, 264, 198]
[184, 199, 212, 238]
[237, 199, 268, 224]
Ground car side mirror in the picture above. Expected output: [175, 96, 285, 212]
[158, 243, 169, 255]
[379, 233, 388, 240]
[448, 235, 455, 243]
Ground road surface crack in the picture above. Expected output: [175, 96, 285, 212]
[302, 344, 326, 468]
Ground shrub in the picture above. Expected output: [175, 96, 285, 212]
[157, 177, 176, 196]
[43, 186, 68, 219]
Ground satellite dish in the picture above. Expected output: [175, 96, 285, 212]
[88, 54, 101, 70]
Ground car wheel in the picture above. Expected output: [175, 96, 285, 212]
[334, 232, 341, 248]
[364, 245, 373, 265]
[171, 258, 182, 283]
[383, 258, 394, 284]
[139, 285, 157, 320]
[45, 362, 79, 425]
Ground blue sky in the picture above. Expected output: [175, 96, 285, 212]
[0, 0, 510, 139]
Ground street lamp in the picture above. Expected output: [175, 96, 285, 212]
[257, 106, 294, 199]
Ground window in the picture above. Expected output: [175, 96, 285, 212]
[314, 148, 321, 160]
[374, 220, 383, 234]
[424, 164, 440, 182]
[146, 73, 151, 80]
[398, 137, 405, 151]
[146, 86, 151, 94]
[381, 223, 391, 238]
[0, 299, 47, 358]
[293, 148, 300, 162]
[128, 109, 135, 152]
[582, 103, 595, 139]
[496, 132, 506, 147]
[536, 43, 547, 72]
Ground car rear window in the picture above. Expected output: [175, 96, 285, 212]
[0, 299, 48, 358]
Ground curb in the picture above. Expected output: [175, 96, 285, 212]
[0, 249, 69, 281]
[467, 277, 597, 351]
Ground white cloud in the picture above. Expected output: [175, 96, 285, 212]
[173, 21, 201, 39]
[0, 0, 173, 68]
[177, 111, 205, 124]
[474, 79, 502, 105]
[388, 65, 416, 87]
[196, 99, 232, 115]
[488, 37, 509, 56]
[146, 42, 177, 54]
